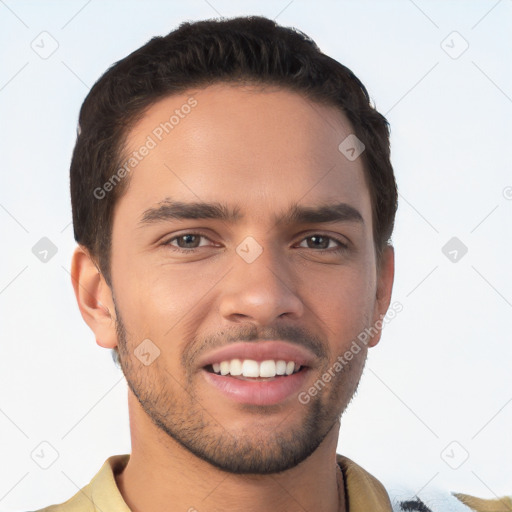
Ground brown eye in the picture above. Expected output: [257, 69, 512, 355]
[174, 234, 202, 248]
[298, 235, 347, 252]
[162, 232, 214, 252]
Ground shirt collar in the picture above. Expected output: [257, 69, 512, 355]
[336, 454, 393, 512]
[88, 454, 131, 511]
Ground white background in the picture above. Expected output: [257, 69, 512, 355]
[1, 1, 511, 510]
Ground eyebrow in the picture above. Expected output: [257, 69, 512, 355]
[138, 198, 364, 227]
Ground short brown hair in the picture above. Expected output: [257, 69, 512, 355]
[71, 15, 398, 288]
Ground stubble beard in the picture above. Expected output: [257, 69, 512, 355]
[113, 302, 366, 475]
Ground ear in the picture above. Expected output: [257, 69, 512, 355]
[70, 245, 118, 350]
[367, 245, 395, 348]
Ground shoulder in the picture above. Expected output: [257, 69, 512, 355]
[30, 483, 95, 512]
[336, 453, 393, 510]
[31, 454, 131, 512]
[336, 454, 512, 512]
[387, 483, 512, 511]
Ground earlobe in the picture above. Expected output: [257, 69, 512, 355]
[367, 245, 395, 348]
[70, 245, 118, 350]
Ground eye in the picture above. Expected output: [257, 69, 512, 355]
[162, 232, 215, 253]
[161, 232, 349, 255]
[297, 234, 348, 252]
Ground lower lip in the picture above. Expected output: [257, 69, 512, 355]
[202, 369, 310, 406]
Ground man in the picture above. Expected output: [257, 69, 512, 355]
[35, 15, 509, 512]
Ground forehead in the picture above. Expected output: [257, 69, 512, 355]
[116, 83, 371, 226]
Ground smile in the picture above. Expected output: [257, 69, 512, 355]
[208, 359, 302, 378]
[199, 341, 315, 406]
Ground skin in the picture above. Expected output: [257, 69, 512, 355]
[71, 83, 394, 512]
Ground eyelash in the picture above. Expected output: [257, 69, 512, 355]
[162, 231, 348, 254]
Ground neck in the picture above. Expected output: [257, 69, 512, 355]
[116, 390, 345, 512]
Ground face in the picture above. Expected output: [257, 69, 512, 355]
[108, 84, 392, 474]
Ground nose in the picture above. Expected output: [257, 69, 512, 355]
[218, 243, 305, 325]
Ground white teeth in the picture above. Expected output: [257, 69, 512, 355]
[220, 361, 230, 376]
[276, 360, 287, 375]
[259, 360, 276, 378]
[229, 358, 242, 376]
[210, 359, 302, 377]
[241, 359, 260, 377]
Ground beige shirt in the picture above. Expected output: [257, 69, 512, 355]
[35, 453, 393, 511]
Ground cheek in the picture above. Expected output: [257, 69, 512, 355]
[115, 253, 209, 317]
[114, 264, 218, 369]
[316, 266, 376, 347]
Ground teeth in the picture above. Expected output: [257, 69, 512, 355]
[210, 359, 302, 378]
[259, 360, 276, 378]
[220, 361, 230, 376]
[241, 359, 260, 377]
[276, 360, 287, 375]
[229, 358, 242, 376]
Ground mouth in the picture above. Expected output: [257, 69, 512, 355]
[199, 342, 314, 406]
[204, 358, 304, 379]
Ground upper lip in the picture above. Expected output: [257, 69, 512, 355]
[197, 341, 316, 368]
